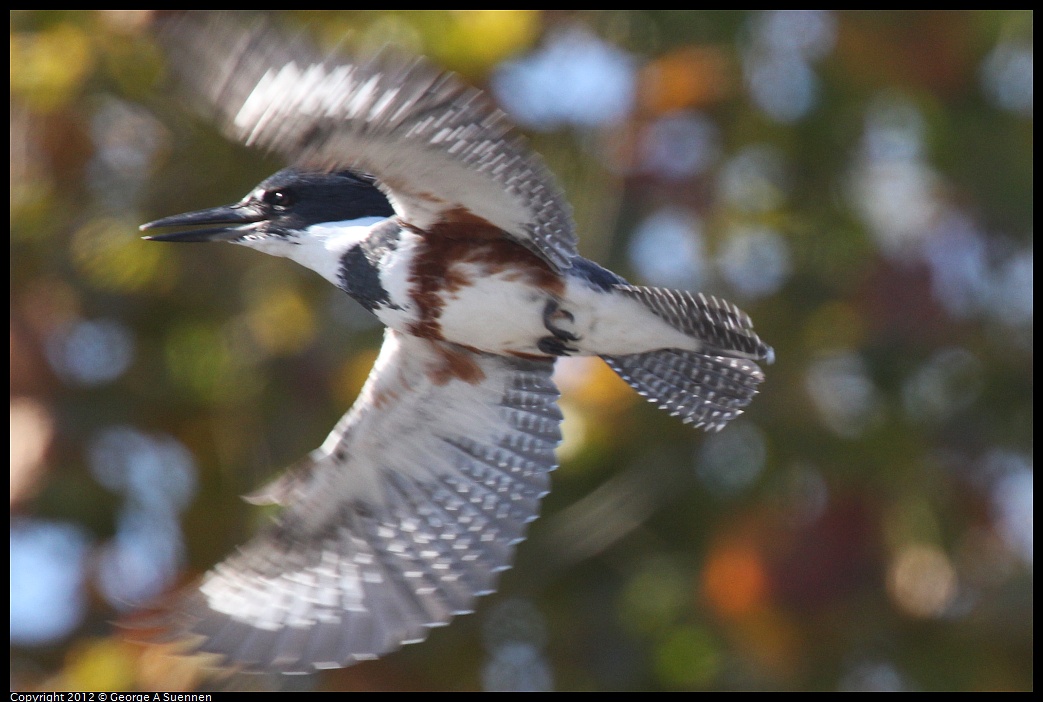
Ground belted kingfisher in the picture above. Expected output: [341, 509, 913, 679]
[139, 16, 773, 673]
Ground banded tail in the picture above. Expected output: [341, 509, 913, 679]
[602, 286, 773, 431]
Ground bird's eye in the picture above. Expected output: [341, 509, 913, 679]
[262, 189, 295, 208]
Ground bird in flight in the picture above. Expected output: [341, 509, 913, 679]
[140, 15, 773, 673]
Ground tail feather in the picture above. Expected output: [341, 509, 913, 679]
[602, 286, 772, 431]
[615, 285, 774, 363]
[602, 350, 765, 431]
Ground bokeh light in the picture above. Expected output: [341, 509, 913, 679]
[887, 543, 958, 619]
[638, 111, 721, 180]
[838, 659, 907, 692]
[481, 599, 553, 692]
[752, 10, 837, 60]
[493, 25, 635, 131]
[87, 97, 167, 210]
[627, 207, 706, 289]
[702, 540, 768, 619]
[44, 318, 135, 386]
[653, 625, 721, 689]
[850, 96, 941, 258]
[87, 426, 197, 513]
[716, 225, 792, 299]
[804, 351, 883, 438]
[695, 420, 768, 498]
[980, 41, 1033, 116]
[717, 143, 787, 213]
[901, 347, 983, 424]
[10, 519, 92, 645]
[985, 450, 1033, 565]
[86, 426, 197, 607]
[10, 398, 54, 504]
[741, 11, 836, 124]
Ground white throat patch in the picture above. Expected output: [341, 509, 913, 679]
[245, 216, 389, 285]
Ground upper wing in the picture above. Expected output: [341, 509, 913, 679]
[156, 14, 578, 270]
[159, 330, 561, 673]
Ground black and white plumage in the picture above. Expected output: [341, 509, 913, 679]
[140, 14, 774, 673]
[166, 332, 561, 671]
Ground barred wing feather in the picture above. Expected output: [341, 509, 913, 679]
[162, 330, 561, 672]
[158, 15, 577, 270]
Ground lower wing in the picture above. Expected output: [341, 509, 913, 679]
[152, 330, 562, 672]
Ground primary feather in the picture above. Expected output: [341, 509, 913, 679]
[164, 331, 561, 672]
[162, 15, 577, 270]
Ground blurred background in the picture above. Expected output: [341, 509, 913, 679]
[10, 10, 1032, 691]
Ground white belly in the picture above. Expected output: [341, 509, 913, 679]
[437, 265, 550, 354]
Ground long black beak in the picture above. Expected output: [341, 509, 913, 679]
[140, 203, 265, 242]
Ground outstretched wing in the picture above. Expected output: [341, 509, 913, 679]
[161, 330, 561, 672]
[156, 14, 577, 270]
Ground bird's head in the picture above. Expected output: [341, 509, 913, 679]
[141, 168, 395, 256]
